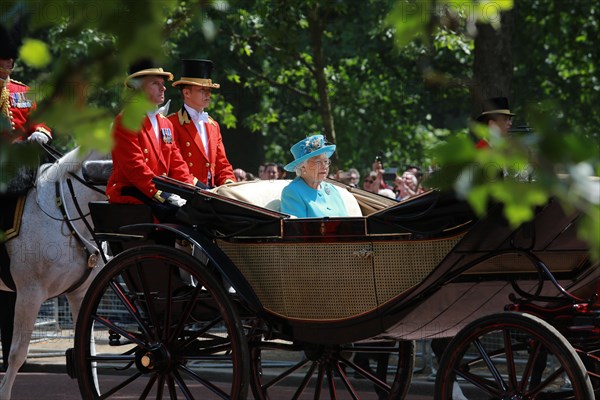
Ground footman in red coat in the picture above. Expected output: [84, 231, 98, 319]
[107, 59, 196, 219]
[168, 59, 236, 188]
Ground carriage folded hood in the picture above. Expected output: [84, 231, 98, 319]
[366, 190, 477, 237]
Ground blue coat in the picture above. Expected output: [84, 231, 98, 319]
[281, 177, 349, 218]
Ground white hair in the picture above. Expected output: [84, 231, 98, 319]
[294, 161, 306, 177]
[126, 77, 144, 90]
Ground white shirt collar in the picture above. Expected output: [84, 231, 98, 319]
[146, 108, 160, 118]
[184, 104, 209, 123]
[146, 109, 160, 141]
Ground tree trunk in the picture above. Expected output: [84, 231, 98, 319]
[472, 8, 516, 117]
[307, 7, 336, 151]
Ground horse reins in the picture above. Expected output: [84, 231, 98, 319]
[38, 144, 107, 294]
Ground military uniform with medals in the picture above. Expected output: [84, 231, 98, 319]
[0, 17, 52, 371]
[1, 78, 52, 143]
[106, 60, 195, 221]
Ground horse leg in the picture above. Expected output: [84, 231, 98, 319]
[0, 291, 44, 400]
[66, 285, 99, 393]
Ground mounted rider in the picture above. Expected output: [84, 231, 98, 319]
[0, 16, 52, 372]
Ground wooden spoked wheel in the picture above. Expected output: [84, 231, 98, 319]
[435, 312, 594, 400]
[250, 336, 414, 400]
[74, 245, 249, 399]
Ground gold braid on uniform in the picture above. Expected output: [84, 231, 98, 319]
[0, 85, 10, 121]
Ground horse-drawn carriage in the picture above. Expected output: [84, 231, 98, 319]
[65, 166, 599, 399]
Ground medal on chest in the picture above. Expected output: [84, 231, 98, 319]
[161, 128, 173, 144]
[10, 92, 32, 108]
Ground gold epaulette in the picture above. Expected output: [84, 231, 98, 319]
[207, 116, 217, 126]
[176, 108, 191, 125]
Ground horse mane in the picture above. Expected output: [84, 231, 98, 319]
[36, 147, 83, 185]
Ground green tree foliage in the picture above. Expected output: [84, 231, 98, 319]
[206, 0, 473, 175]
[386, 0, 598, 258]
[513, 1, 599, 142]
[1, 0, 597, 256]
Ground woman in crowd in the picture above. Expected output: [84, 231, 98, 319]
[280, 135, 348, 218]
[394, 169, 424, 201]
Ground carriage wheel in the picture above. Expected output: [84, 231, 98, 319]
[249, 334, 414, 400]
[73, 244, 249, 399]
[434, 312, 594, 400]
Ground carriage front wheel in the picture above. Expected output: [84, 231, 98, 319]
[73, 244, 249, 399]
[434, 312, 593, 400]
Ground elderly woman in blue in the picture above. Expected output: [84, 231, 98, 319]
[280, 135, 349, 218]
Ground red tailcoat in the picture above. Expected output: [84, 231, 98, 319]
[167, 108, 235, 187]
[1, 78, 52, 140]
[107, 113, 193, 204]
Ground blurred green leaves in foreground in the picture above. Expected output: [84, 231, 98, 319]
[387, 0, 514, 46]
[429, 101, 600, 260]
[19, 38, 51, 68]
[1, 0, 598, 260]
[387, 0, 599, 260]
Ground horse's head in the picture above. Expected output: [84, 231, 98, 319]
[36, 148, 108, 184]
[36, 147, 83, 185]
[34, 147, 108, 206]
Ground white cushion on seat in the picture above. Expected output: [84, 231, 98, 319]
[212, 179, 362, 217]
[212, 180, 290, 212]
[335, 185, 363, 217]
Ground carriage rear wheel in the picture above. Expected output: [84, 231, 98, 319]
[249, 335, 414, 400]
[434, 312, 594, 400]
[73, 244, 249, 399]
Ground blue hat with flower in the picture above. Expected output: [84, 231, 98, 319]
[284, 135, 336, 172]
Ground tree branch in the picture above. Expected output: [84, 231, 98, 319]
[240, 61, 316, 102]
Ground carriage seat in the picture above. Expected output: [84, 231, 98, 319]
[89, 201, 154, 255]
[82, 160, 113, 185]
[212, 179, 363, 217]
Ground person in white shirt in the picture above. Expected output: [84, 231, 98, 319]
[168, 59, 236, 188]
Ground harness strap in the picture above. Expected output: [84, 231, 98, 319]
[54, 180, 99, 295]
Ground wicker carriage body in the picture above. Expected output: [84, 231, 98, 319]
[161, 177, 595, 344]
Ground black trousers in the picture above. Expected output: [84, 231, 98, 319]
[0, 290, 16, 367]
[121, 186, 180, 223]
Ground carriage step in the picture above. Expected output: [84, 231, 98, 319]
[65, 348, 77, 379]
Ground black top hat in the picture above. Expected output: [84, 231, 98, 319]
[172, 59, 220, 89]
[0, 17, 26, 60]
[477, 97, 515, 121]
[124, 58, 173, 86]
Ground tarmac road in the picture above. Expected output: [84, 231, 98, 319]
[3, 369, 436, 399]
[3, 337, 438, 399]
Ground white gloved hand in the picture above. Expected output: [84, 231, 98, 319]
[28, 130, 50, 144]
[166, 193, 187, 207]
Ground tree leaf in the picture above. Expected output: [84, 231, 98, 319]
[19, 39, 52, 68]
[386, 0, 432, 46]
[466, 185, 490, 216]
[121, 92, 154, 131]
[503, 202, 535, 227]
